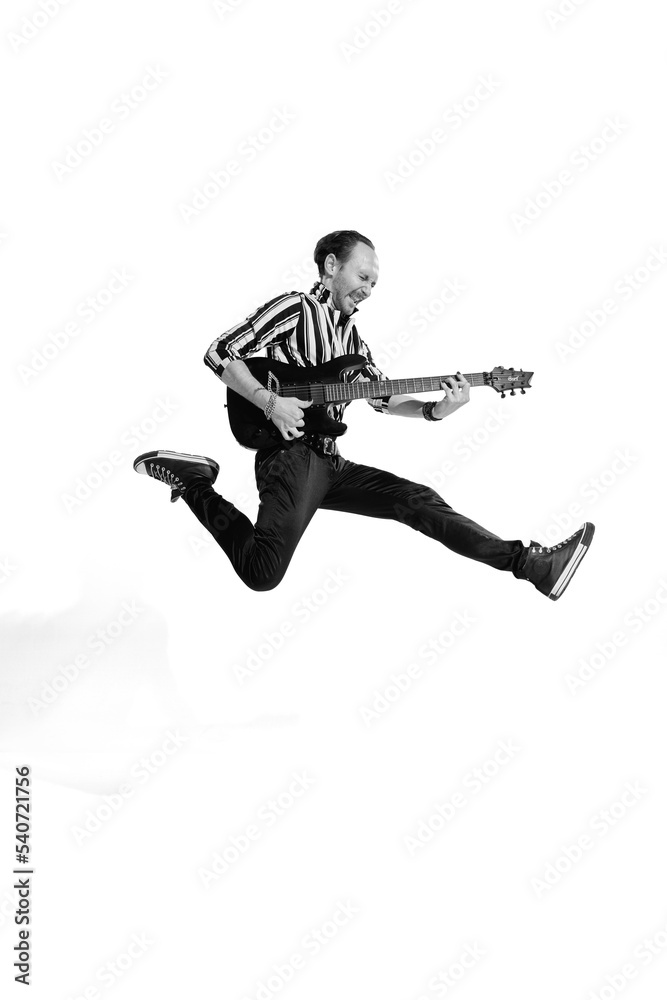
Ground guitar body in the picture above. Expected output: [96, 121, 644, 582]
[227, 355, 367, 450]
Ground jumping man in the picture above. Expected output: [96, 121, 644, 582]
[134, 230, 594, 598]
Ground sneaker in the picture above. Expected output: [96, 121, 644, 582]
[133, 450, 220, 503]
[521, 522, 595, 601]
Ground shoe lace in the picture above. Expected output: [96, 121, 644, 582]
[150, 463, 184, 491]
[530, 528, 578, 554]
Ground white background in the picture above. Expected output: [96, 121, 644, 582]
[1, 1, 666, 998]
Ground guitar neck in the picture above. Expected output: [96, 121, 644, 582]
[322, 373, 487, 403]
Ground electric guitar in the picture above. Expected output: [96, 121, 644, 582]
[226, 355, 533, 450]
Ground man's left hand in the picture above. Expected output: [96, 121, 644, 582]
[434, 373, 470, 419]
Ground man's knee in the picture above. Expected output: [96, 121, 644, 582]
[243, 565, 286, 592]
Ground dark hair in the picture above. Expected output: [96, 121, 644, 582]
[313, 230, 375, 276]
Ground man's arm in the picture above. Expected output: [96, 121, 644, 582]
[352, 333, 470, 421]
[357, 374, 471, 419]
[220, 359, 312, 441]
[205, 292, 313, 441]
[386, 374, 470, 419]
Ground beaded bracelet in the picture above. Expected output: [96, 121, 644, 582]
[264, 392, 278, 421]
[422, 401, 442, 421]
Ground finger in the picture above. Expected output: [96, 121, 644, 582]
[298, 397, 314, 407]
[451, 377, 465, 398]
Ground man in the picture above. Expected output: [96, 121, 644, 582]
[134, 230, 594, 598]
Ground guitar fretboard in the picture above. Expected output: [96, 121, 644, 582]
[277, 373, 486, 405]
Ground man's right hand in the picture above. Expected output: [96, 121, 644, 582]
[270, 395, 313, 441]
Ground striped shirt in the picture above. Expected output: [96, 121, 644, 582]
[204, 281, 390, 420]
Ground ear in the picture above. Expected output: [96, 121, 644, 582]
[324, 252, 338, 277]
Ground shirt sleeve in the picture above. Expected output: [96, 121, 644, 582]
[347, 333, 391, 414]
[204, 292, 302, 378]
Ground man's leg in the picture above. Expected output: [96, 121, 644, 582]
[321, 457, 594, 598]
[321, 457, 525, 574]
[181, 442, 333, 591]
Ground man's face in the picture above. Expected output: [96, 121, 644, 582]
[326, 242, 379, 316]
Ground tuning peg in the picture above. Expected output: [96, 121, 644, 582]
[520, 388, 525, 394]
[510, 389, 515, 396]
[500, 391, 506, 399]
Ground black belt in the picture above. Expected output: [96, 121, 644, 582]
[301, 433, 338, 457]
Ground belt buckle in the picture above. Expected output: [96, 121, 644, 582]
[321, 436, 335, 456]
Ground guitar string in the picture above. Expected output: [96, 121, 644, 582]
[272, 374, 528, 400]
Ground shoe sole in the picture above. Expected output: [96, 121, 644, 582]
[549, 522, 595, 600]
[133, 449, 220, 477]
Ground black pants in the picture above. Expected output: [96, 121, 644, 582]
[182, 441, 526, 591]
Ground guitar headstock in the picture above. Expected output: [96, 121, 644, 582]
[484, 366, 533, 398]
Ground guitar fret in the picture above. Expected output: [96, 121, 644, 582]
[291, 372, 495, 402]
